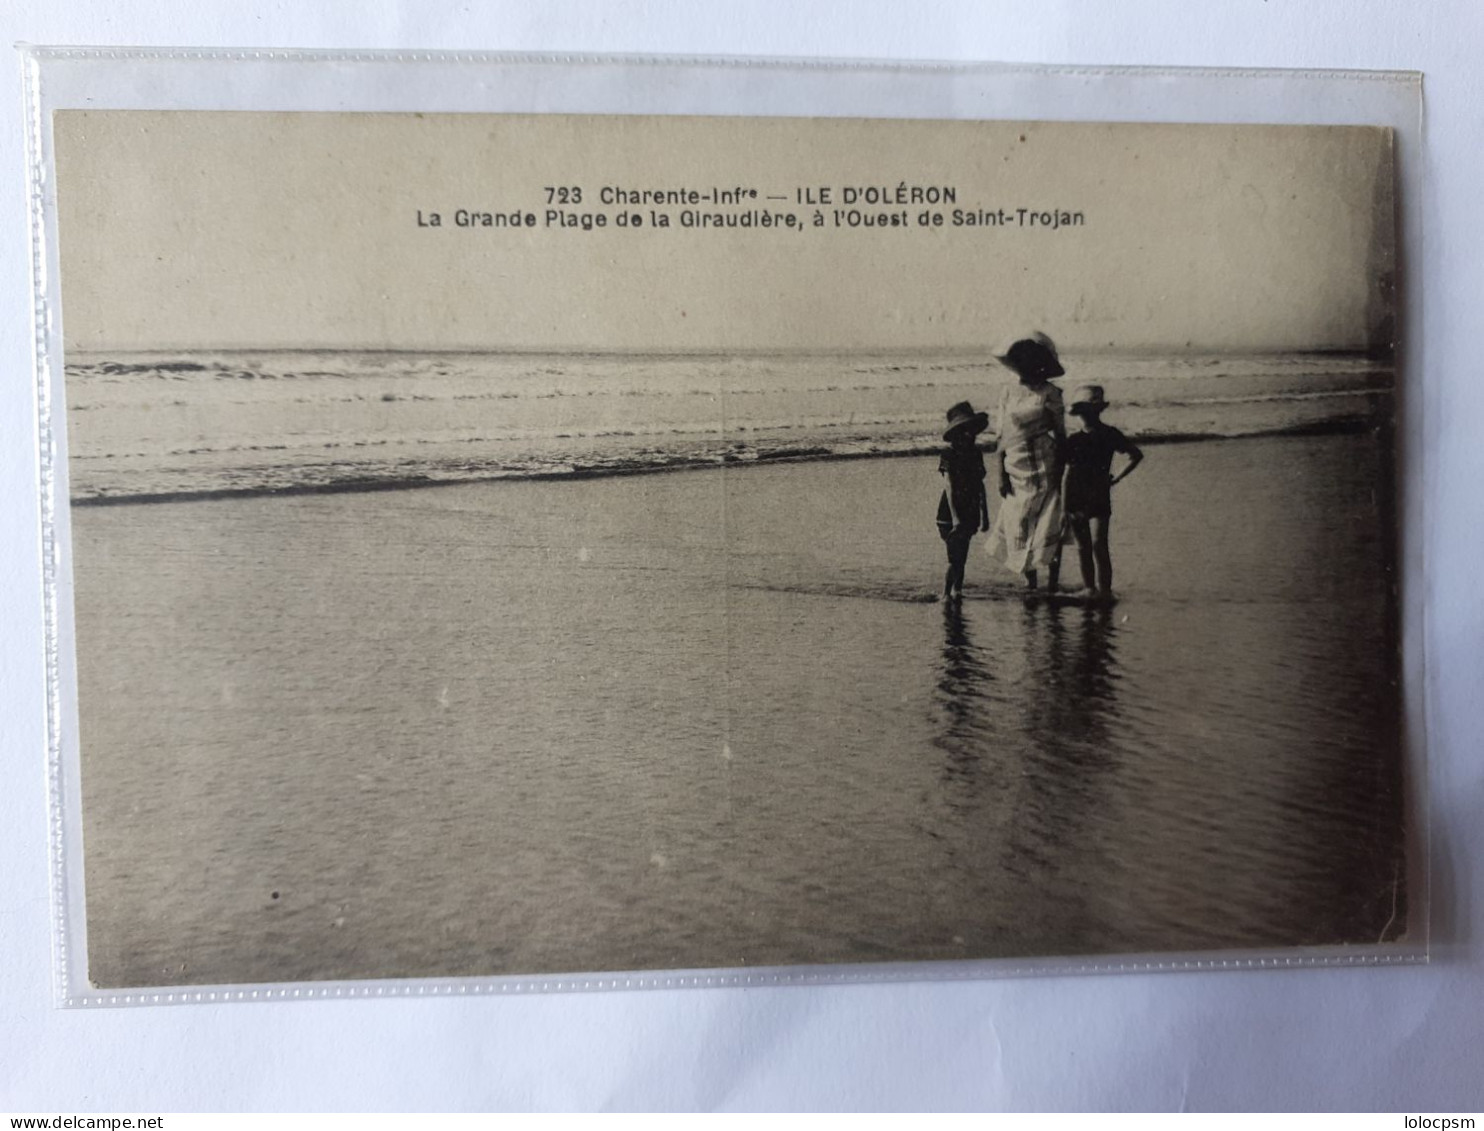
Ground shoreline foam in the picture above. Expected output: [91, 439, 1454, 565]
[61, 348, 1393, 505]
[70, 415, 1385, 507]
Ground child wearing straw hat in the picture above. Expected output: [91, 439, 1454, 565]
[936, 400, 992, 601]
[1063, 384, 1143, 599]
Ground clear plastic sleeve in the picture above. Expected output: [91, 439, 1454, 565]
[23, 48, 1427, 1006]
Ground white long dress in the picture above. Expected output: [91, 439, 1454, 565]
[983, 380, 1065, 575]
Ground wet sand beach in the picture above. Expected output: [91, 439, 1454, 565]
[73, 430, 1405, 986]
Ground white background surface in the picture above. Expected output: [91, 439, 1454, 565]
[1, 0, 1479, 1113]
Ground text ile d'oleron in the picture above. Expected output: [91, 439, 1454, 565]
[414, 183, 1086, 233]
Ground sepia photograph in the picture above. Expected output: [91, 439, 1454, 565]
[52, 111, 1407, 989]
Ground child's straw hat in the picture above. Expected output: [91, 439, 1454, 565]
[1069, 384, 1108, 412]
[943, 401, 990, 440]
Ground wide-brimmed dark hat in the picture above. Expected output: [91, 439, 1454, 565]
[995, 331, 1065, 380]
[943, 400, 990, 440]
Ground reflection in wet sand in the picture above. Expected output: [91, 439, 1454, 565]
[931, 601, 1133, 952]
[933, 601, 996, 799]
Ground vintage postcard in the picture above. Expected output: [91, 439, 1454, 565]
[51, 112, 1406, 988]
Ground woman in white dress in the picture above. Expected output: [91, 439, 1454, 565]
[984, 332, 1067, 591]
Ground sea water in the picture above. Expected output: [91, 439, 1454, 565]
[62, 349, 1391, 501]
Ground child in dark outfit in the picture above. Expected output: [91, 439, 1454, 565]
[936, 401, 991, 601]
[1062, 384, 1143, 599]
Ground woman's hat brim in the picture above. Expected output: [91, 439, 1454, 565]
[943, 412, 989, 440]
[995, 351, 1065, 379]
